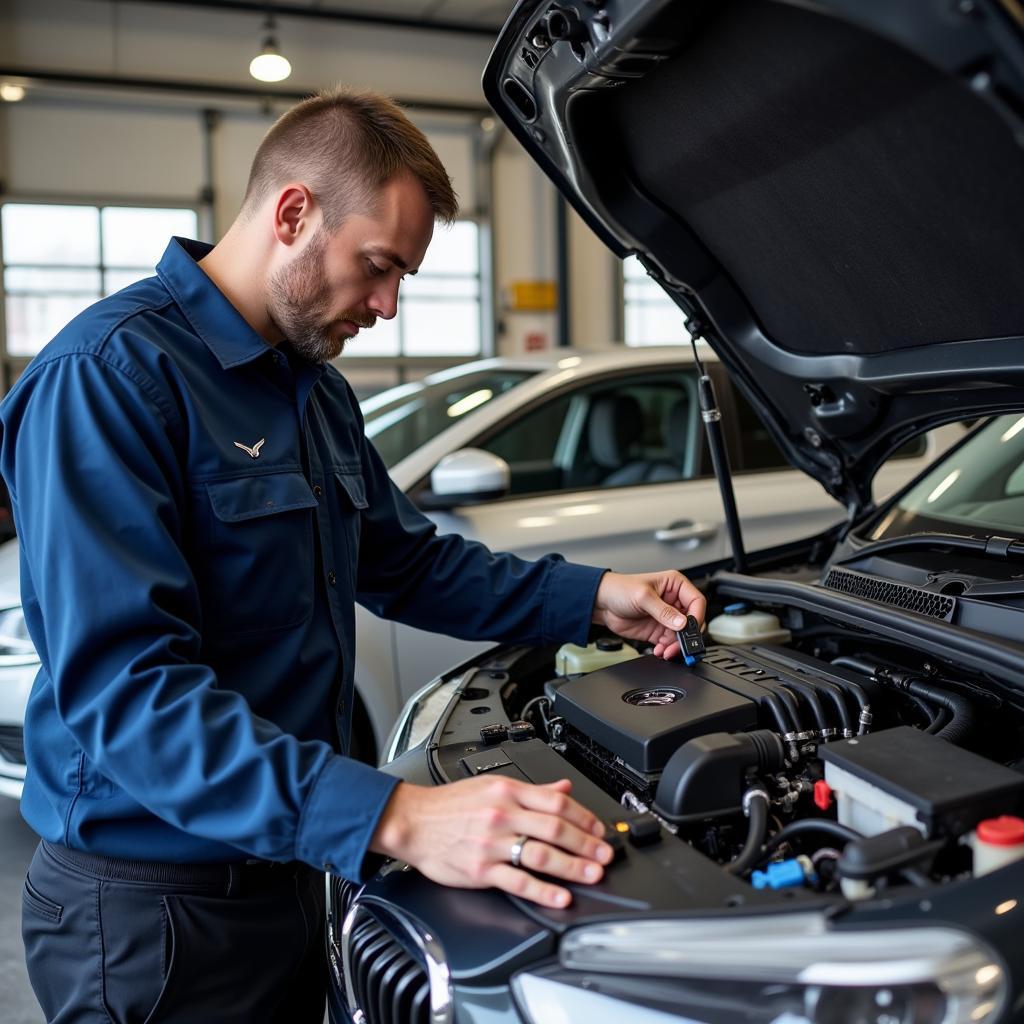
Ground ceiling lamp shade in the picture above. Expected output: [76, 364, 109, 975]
[249, 17, 292, 83]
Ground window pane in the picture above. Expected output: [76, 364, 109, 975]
[104, 268, 155, 294]
[481, 394, 573, 496]
[625, 302, 692, 347]
[420, 221, 478, 274]
[402, 300, 479, 355]
[366, 369, 534, 468]
[402, 275, 479, 299]
[101, 207, 197, 267]
[623, 254, 695, 347]
[5, 267, 101, 293]
[6, 294, 98, 356]
[2, 204, 100, 265]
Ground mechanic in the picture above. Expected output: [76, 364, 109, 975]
[0, 88, 705, 1023]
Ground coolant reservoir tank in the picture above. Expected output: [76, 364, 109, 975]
[555, 637, 641, 676]
[707, 603, 792, 645]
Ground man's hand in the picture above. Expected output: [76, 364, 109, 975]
[370, 776, 613, 908]
[592, 569, 706, 660]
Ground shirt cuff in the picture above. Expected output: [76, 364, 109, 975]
[542, 561, 608, 646]
[294, 754, 400, 882]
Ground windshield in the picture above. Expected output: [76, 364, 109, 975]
[362, 368, 536, 468]
[869, 414, 1024, 542]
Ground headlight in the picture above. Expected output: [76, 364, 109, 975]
[511, 913, 1006, 1024]
[382, 671, 468, 764]
[0, 606, 37, 663]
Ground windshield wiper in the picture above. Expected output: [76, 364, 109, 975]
[835, 532, 1024, 566]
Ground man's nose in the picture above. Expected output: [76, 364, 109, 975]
[368, 281, 400, 321]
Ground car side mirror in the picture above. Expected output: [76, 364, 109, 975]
[419, 449, 511, 510]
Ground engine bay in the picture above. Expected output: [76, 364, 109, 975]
[430, 568, 1024, 903]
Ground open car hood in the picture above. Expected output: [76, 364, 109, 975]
[483, 0, 1024, 513]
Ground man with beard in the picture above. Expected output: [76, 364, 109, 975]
[0, 88, 705, 1022]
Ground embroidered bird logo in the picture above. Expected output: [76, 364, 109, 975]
[233, 438, 266, 459]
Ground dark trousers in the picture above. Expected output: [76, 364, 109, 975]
[21, 841, 327, 1024]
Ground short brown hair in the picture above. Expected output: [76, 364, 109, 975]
[242, 87, 458, 227]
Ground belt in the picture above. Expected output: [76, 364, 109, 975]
[42, 841, 306, 896]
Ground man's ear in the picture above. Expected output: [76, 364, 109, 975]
[272, 184, 316, 246]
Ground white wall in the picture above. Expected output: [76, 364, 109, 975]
[0, 0, 619, 360]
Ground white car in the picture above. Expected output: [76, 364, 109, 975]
[0, 346, 960, 793]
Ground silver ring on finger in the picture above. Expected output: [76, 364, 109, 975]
[509, 834, 529, 868]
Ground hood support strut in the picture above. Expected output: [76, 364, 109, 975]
[690, 326, 747, 574]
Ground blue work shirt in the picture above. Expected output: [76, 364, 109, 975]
[0, 238, 605, 881]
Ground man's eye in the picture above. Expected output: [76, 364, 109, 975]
[367, 260, 386, 277]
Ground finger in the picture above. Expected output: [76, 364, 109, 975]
[659, 639, 681, 660]
[508, 808, 613, 863]
[512, 837, 604, 885]
[638, 589, 688, 632]
[515, 781, 605, 839]
[485, 862, 573, 909]
[659, 572, 707, 627]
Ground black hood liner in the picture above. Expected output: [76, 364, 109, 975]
[579, 1, 1024, 356]
[483, 0, 1024, 513]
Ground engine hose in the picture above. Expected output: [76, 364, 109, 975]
[828, 657, 877, 733]
[726, 788, 770, 876]
[808, 677, 855, 737]
[779, 678, 832, 737]
[760, 818, 863, 863]
[831, 657, 975, 746]
[927, 705, 952, 735]
[903, 692, 943, 731]
[755, 680, 804, 734]
[903, 678, 975, 746]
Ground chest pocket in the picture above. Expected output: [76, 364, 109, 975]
[195, 471, 318, 638]
[333, 469, 368, 587]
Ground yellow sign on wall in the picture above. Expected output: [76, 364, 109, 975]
[507, 280, 558, 311]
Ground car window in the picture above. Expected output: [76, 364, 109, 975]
[477, 370, 698, 497]
[728, 387, 788, 473]
[871, 414, 1024, 539]
[363, 369, 535, 468]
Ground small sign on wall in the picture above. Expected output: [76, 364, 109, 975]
[506, 280, 557, 312]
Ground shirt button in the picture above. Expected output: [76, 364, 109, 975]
[323, 861, 336, 873]
[328, 570, 337, 586]
[313, 485, 322, 498]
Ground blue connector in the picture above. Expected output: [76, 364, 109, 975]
[751, 857, 817, 890]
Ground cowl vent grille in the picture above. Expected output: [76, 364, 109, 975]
[824, 567, 955, 621]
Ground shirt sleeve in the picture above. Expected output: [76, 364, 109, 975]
[0, 350, 395, 880]
[352, 415, 608, 646]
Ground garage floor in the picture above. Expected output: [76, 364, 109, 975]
[0, 798, 43, 1023]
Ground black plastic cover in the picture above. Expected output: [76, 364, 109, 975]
[553, 656, 757, 774]
[821, 726, 1024, 836]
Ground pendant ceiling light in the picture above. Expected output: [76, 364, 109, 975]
[249, 15, 292, 83]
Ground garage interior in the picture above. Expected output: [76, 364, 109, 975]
[2, 3, 1023, 1023]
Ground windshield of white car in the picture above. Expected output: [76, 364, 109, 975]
[866, 414, 1024, 544]
[362, 369, 537, 468]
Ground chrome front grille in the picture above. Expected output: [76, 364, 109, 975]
[344, 906, 431, 1024]
[824, 567, 956, 621]
[329, 877, 452, 1024]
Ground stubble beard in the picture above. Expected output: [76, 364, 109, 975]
[266, 229, 373, 363]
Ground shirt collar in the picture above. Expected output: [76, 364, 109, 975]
[156, 237, 274, 370]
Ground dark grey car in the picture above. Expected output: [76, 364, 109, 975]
[328, 3, 1024, 1022]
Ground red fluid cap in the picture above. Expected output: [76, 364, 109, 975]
[976, 816, 1024, 846]
[813, 779, 833, 812]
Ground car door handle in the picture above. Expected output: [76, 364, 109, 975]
[654, 521, 719, 545]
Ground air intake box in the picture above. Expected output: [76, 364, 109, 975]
[553, 656, 757, 774]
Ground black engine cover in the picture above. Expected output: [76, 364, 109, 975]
[553, 656, 758, 774]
